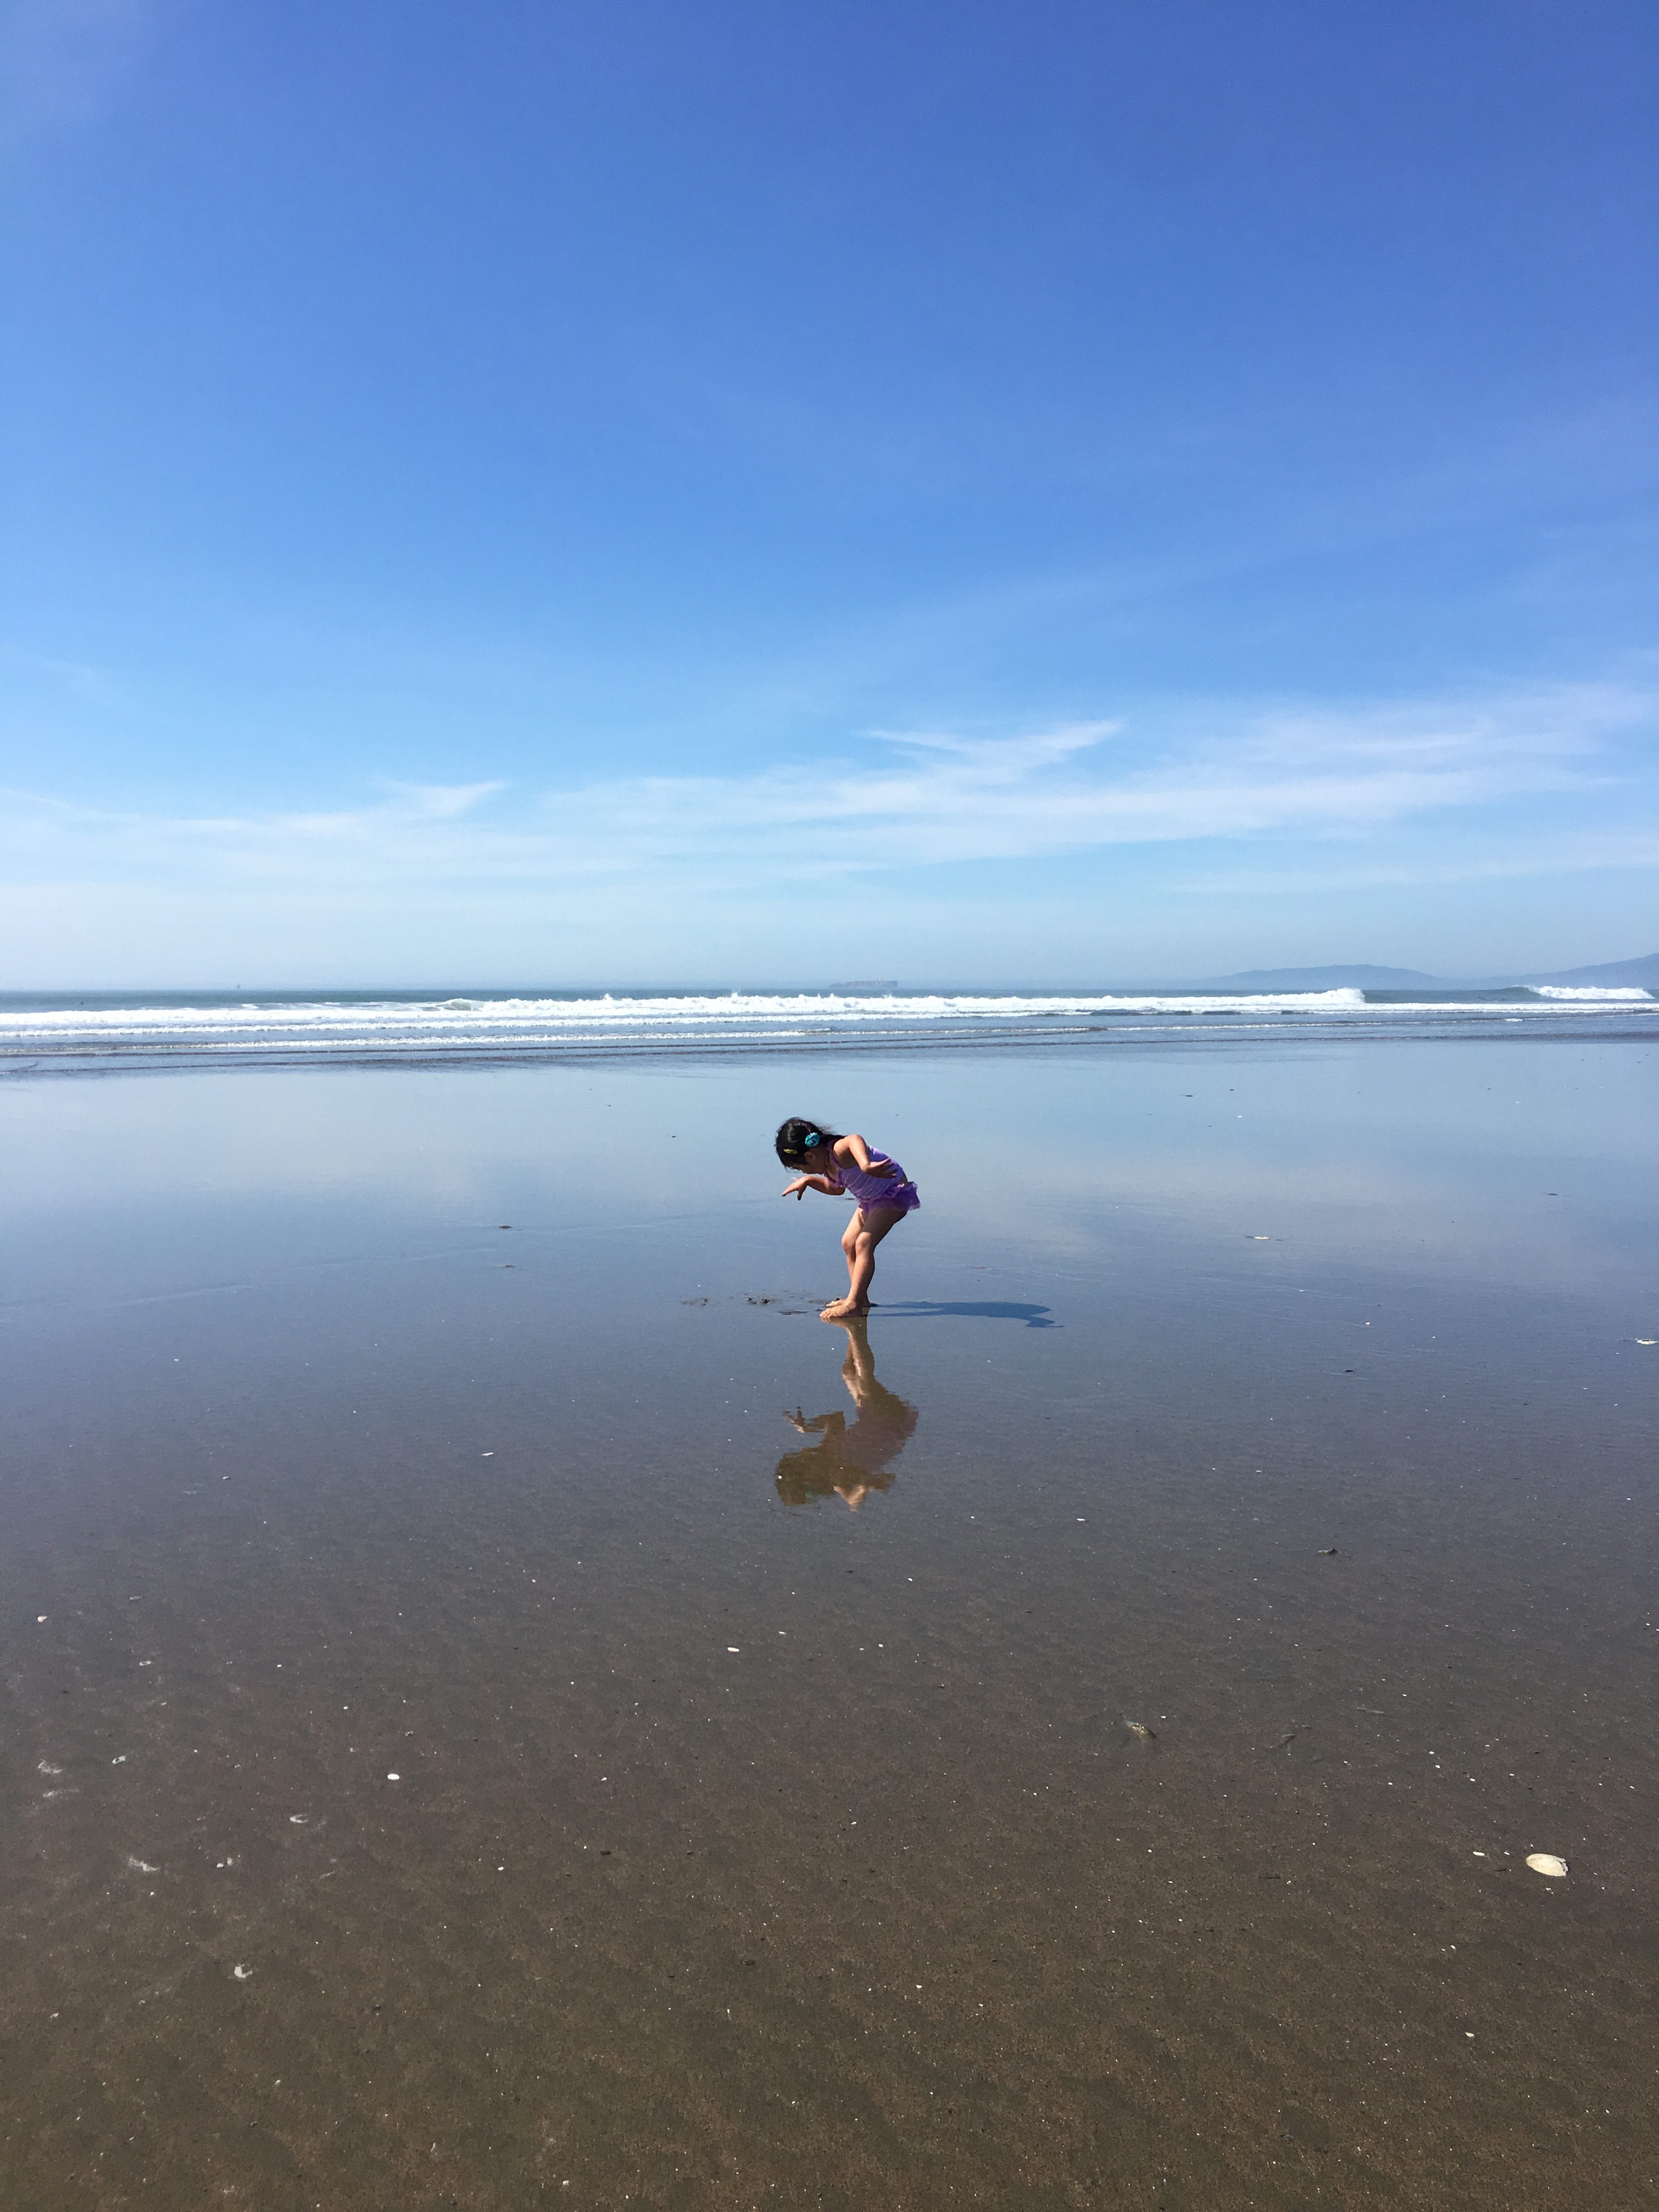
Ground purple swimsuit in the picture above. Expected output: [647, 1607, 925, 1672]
[832, 1149, 921, 1216]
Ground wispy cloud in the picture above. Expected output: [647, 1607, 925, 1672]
[2, 684, 1652, 907]
[585, 685, 1636, 875]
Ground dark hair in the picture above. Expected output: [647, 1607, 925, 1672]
[775, 1117, 841, 1168]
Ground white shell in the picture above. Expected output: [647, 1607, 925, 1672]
[1526, 1852, 1568, 1878]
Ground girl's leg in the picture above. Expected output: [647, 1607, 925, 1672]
[839, 1211, 861, 1297]
[828, 1212, 871, 1318]
[821, 1207, 905, 1319]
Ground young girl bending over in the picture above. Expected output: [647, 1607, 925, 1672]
[776, 1118, 920, 1321]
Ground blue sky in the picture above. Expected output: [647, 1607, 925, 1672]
[3, 0, 1655, 985]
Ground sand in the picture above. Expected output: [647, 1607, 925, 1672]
[2, 1040, 1656, 2207]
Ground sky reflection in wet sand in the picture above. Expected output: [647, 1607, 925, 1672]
[2, 1038, 1655, 2208]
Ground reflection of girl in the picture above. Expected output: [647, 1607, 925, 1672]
[776, 1318, 918, 1511]
[776, 1118, 920, 1321]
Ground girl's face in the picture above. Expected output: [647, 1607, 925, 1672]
[804, 1140, 836, 1171]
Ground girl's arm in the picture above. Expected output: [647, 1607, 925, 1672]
[834, 1133, 898, 1177]
[782, 1172, 849, 1199]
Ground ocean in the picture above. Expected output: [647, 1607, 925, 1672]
[1, 979, 1654, 1071]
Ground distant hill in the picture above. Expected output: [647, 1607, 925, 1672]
[1184, 953, 1658, 994]
[1195, 963, 1446, 990]
[1502, 951, 1659, 991]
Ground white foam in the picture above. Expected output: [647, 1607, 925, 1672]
[1532, 984, 1652, 1000]
[0, 983, 1651, 1057]
[0, 988, 1369, 1035]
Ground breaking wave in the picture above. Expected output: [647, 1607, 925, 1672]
[0, 983, 1651, 1070]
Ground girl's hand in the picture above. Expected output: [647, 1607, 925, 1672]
[782, 1177, 808, 1199]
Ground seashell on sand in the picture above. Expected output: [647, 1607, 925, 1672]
[1525, 1852, 1568, 1878]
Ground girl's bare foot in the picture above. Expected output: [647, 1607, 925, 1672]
[820, 1296, 870, 1321]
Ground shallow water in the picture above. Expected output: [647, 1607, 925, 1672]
[2, 1040, 1656, 2207]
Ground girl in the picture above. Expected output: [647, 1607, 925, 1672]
[776, 1118, 919, 1321]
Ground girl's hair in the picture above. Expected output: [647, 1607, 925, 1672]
[775, 1117, 842, 1168]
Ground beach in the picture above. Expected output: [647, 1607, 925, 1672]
[3, 1035, 1657, 2207]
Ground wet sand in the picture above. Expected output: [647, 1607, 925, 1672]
[3, 1041, 1657, 2208]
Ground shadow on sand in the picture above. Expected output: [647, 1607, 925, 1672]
[877, 1299, 1058, 1329]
